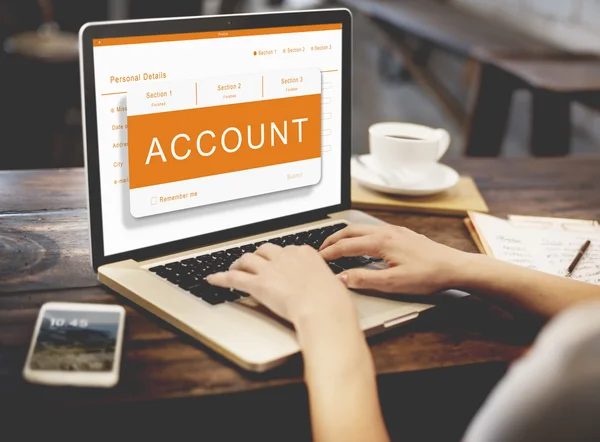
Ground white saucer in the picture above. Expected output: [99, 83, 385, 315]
[351, 154, 459, 196]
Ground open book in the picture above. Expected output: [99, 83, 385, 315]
[465, 212, 600, 285]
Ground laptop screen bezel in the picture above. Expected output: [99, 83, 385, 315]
[80, 9, 352, 270]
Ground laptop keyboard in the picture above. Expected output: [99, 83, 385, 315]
[148, 223, 376, 306]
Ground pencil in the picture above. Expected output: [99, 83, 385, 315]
[566, 240, 591, 278]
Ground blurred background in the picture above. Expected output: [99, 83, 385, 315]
[1, 0, 599, 170]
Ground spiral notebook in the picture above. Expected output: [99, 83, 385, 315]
[465, 211, 600, 285]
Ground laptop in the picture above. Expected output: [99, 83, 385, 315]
[79, 8, 433, 372]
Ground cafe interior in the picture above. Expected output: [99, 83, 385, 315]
[1, 0, 600, 441]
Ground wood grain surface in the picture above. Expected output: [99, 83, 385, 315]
[494, 58, 600, 92]
[2, 158, 600, 411]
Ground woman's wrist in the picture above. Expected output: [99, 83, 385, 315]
[446, 251, 527, 296]
[294, 292, 367, 370]
[292, 286, 357, 335]
[294, 293, 359, 346]
[445, 251, 494, 291]
[299, 315, 373, 389]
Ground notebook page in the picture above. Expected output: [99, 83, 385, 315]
[509, 215, 600, 282]
[508, 214, 598, 228]
[471, 212, 600, 285]
[538, 231, 600, 284]
[470, 212, 540, 271]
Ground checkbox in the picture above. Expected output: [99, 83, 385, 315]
[151, 197, 157, 205]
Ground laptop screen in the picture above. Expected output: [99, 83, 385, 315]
[92, 22, 343, 257]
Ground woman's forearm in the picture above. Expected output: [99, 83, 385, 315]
[454, 254, 600, 318]
[296, 305, 390, 442]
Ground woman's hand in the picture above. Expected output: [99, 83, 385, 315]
[207, 242, 367, 382]
[207, 243, 356, 327]
[209, 242, 390, 442]
[320, 224, 473, 295]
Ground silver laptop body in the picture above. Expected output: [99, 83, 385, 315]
[80, 9, 433, 372]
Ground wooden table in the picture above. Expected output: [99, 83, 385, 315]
[3, 158, 600, 440]
[467, 55, 600, 157]
[338, 0, 600, 157]
[336, 0, 560, 136]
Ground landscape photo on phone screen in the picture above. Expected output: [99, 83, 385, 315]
[30, 310, 120, 372]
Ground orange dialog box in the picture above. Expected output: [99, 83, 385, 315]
[127, 68, 322, 218]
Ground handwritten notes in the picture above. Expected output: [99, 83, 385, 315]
[470, 212, 600, 285]
[555, 237, 600, 284]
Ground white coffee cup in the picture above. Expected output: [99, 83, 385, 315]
[369, 122, 450, 184]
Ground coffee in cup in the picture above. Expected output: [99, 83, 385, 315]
[368, 122, 450, 185]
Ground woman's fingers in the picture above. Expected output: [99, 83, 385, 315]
[320, 236, 381, 261]
[207, 270, 258, 293]
[255, 243, 283, 260]
[230, 252, 268, 274]
[339, 268, 401, 293]
[320, 224, 382, 251]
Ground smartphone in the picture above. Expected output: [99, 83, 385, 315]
[23, 302, 126, 388]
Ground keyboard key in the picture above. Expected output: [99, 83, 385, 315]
[281, 234, 296, 246]
[353, 256, 373, 265]
[268, 237, 284, 246]
[215, 261, 230, 271]
[197, 267, 214, 277]
[334, 256, 372, 270]
[190, 281, 227, 305]
[189, 280, 211, 295]
[185, 261, 201, 272]
[155, 269, 171, 278]
[149, 266, 171, 278]
[178, 275, 201, 290]
[319, 224, 348, 246]
[155, 223, 351, 305]
[180, 265, 195, 274]
[220, 289, 241, 302]
[165, 262, 184, 272]
[327, 262, 345, 274]
[322, 226, 335, 237]
[166, 273, 182, 284]
[204, 286, 232, 305]
[200, 292, 226, 305]
[225, 247, 243, 258]
[313, 238, 327, 249]
[331, 223, 348, 232]
[295, 232, 309, 243]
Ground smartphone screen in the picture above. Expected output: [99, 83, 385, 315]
[29, 309, 121, 372]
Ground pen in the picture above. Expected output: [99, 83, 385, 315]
[566, 240, 591, 278]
